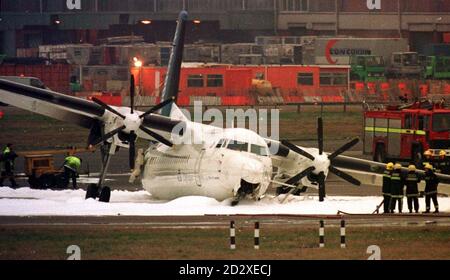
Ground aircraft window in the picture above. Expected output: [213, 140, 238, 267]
[251, 144, 268, 156]
[216, 139, 226, 148]
[227, 141, 248, 152]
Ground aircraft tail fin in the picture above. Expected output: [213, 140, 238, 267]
[160, 10, 188, 117]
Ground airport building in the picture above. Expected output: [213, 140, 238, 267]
[1, 0, 450, 57]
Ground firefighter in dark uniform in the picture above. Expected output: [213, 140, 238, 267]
[436, 150, 448, 174]
[389, 163, 404, 213]
[423, 163, 439, 213]
[63, 154, 82, 189]
[382, 162, 394, 214]
[0, 143, 18, 188]
[405, 164, 420, 213]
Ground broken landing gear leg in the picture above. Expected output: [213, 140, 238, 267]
[98, 143, 115, 189]
[86, 144, 116, 202]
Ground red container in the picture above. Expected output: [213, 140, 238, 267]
[419, 84, 429, 97]
[444, 33, 450, 44]
[380, 82, 390, 92]
[444, 83, 450, 95]
[354, 82, 365, 93]
[94, 95, 122, 106]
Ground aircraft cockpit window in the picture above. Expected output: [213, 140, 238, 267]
[216, 139, 226, 148]
[251, 144, 268, 157]
[227, 141, 248, 152]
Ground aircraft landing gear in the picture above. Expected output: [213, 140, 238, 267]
[231, 180, 260, 206]
[85, 143, 116, 203]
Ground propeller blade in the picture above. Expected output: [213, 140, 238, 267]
[318, 172, 326, 202]
[328, 138, 360, 161]
[139, 125, 173, 147]
[130, 74, 135, 114]
[92, 97, 126, 119]
[280, 140, 315, 161]
[318, 117, 324, 155]
[285, 166, 316, 186]
[129, 131, 137, 170]
[329, 166, 361, 186]
[91, 125, 126, 146]
[139, 97, 175, 119]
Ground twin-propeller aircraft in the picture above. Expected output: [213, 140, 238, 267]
[1, 11, 449, 205]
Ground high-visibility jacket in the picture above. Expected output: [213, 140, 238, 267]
[390, 170, 404, 198]
[424, 170, 439, 195]
[1, 147, 15, 171]
[64, 156, 81, 172]
[382, 170, 392, 195]
[405, 171, 420, 197]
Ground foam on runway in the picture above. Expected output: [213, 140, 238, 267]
[0, 187, 448, 216]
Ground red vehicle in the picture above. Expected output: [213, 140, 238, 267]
[363, 101, 450, 169]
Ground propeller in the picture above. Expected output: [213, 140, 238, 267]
[280, 140, 315, 161]
[281, 117, 361, 202]
[91, 74, 175, 169]
[285, 166, 316, 186]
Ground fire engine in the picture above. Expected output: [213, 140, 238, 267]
[363, 100, 450, 172]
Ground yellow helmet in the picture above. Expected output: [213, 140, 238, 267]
[394, 163, 402, 170]
[408, 165, 416, 171]
[424, 163, 433, 170]
[386, 162, 394, 171]
[439, 150, 446, 157]
[424, 150, 432, 157]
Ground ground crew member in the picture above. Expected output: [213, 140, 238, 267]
[382, 162, 394, 214]
[423, 164, 439, 213]
[0, 143, 18, 188]
[63, 154, 82, 189]
[389, 163, 404, 213]
[405, 164, 420, 213]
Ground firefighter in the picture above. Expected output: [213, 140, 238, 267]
[405, 164, 420, 213]
[436, 150, 448, 174]
[423, 149, 433, 170]
[382, 162, 394, 214]
[63, 154, 82, 189]
[0, 143, 18, 188]
[389, 163, 404, 213]
[423, 163, 439, 213]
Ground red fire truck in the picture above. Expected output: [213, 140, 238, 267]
[363, 100, 450, 170]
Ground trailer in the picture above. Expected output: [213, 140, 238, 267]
[350, 55, 386, 82]
[386, 52, 422, 79]
[19, 148, 91, 189]
[314, 38, 409, 67]
[423, 56, 450, 80]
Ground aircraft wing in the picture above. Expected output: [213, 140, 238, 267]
[0, 78, 103, 129]
[333, 154, 450, 185]
[0, 78, 184, 143]
[266, 137, 450, 189]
